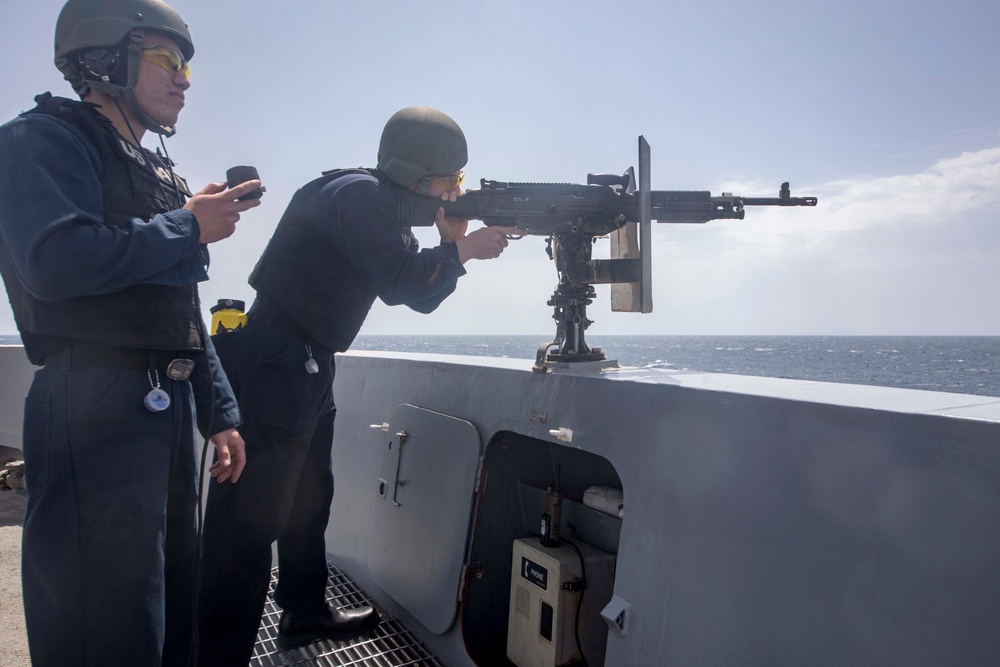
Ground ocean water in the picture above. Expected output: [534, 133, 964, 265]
[3, 334, 997, 398]
[351, 334, 1000, 398]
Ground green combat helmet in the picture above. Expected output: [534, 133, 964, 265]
[377, 106, 468, 188]
[54, 0, 194, 136]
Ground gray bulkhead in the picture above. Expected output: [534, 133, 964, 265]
[326, 349, 1000, 667]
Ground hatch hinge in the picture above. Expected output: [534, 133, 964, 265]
[457, 562, 469, 603]
[473, 455, 485, 494]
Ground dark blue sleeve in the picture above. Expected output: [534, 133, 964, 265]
[319, 177, 466, 312]
[0, 114, 208, 302]
[190, 321, 241, 437]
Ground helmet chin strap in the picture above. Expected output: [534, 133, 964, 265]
[122, 86, 176, 137]
[121, 30, 177, 137]
[85, 29, 177, 137]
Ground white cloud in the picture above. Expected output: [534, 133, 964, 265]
[636, 146, 1000, 334]
[722, 147, 1000, 243]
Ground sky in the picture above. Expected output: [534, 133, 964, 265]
[2, 0, 999, 337]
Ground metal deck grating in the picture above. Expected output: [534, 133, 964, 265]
[251, 561, 445, 667]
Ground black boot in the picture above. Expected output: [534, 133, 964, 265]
[276, 605, 381, 649]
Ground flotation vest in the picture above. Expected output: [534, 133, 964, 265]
[4, 93, 204, 364]
[249, 169, 419, 352]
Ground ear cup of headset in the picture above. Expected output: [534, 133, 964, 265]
[78, 48, 126, 86]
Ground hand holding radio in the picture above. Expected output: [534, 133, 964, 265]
[184, 166, 265, 243]
[226, 165, 266, 201]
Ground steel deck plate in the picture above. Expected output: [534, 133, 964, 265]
[251, 561, 444, 667]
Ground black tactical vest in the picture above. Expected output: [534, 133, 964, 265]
[3, 93, 204, 364]
[249, 169, 419, 352]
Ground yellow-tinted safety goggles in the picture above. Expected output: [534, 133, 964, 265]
[419, 170, 464, 192]
[140, 46, 190, 78]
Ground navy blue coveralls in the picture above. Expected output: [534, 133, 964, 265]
[197, 170, 465, 665]
[0, 100, 240, 667]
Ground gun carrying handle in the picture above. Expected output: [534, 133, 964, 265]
[588, 168, 635, 191]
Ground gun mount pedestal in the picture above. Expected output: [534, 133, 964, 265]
[533, 232, 609, 372]
[534, 282, 605, 369]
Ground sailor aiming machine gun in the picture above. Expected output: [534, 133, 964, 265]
[396, 136, 818, 371]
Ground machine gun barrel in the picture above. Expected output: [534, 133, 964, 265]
[650, 183, 818, 223]
[744, 181, 819, 207]
[395, 179, 817, 233]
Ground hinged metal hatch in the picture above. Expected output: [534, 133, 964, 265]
[368, 404, 483, 634]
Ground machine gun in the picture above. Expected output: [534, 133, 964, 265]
[395, 137, 818, 371]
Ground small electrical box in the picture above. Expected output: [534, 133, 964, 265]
[507, 537, 616, 667]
